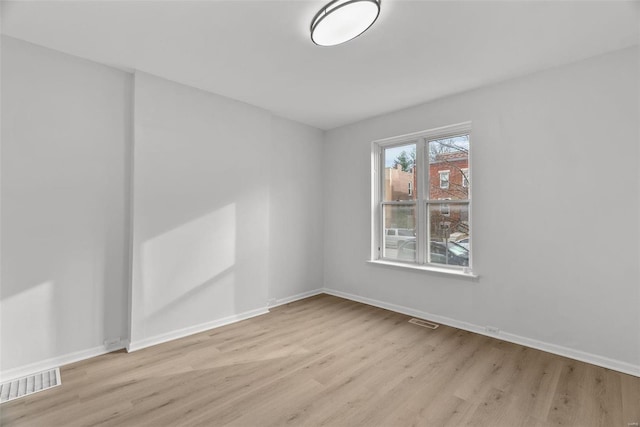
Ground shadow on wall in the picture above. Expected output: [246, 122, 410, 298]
[1, 281, 56, 370]
[140, 203, 237, 319]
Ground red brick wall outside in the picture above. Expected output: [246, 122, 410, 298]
[429, 156, 469, 201]
[384, 153, 469, 238]
[429, 153, 469, 240]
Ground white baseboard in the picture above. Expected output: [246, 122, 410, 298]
[269, 288, 324, 309]
[5, 289, 636, 383]
[129, 290, 323, 353]
[127, 307, 270, 353]
[322, 288, 640, 378]
[0, 341, 126, 383]
[0, 291, 310, 382]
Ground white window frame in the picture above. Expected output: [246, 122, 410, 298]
[370, 122, 474, 276]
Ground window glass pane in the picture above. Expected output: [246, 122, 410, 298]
[384, 143, 417, 201]
[428, 203, 469, 266]
[429, 135, 469, 200]
[383, 205, 416, 261]
[439, 170, 450, 189]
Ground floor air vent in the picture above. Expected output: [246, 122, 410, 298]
[409, 318, 439, 329]
[0, 368, 61, 404]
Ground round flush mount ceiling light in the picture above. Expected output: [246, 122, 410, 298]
[310, 0, 381, 46]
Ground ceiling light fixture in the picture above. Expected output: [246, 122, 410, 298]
[310, 0, 381, 46]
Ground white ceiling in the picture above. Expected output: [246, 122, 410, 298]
[2, 1, 638, 130]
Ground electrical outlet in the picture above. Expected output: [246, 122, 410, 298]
[485, 326, 500, 334]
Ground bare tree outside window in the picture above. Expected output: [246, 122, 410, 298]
[375, 127, 471, 269]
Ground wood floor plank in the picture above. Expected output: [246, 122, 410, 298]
[1, 294, 637, 427]
[620, 372, 640, 426]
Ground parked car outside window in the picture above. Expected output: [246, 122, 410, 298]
[398, 239, 469, 266]
[384, 228, 416, 248]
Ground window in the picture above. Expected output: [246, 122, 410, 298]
[439, 170, 450, 189]
[372, 123, 471, 271]
[461, 168, 469, 188]
[440, 201, 450, 217]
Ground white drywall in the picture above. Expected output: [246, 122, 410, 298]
[0, 38, 326, 373]
[130, 72, 326, 347]
[130, 72, 271, 344]
[268, 116, 324, 303]
[323, 47, 640, 370]
[1, 36, 132, 373]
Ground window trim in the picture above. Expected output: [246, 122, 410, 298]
[366, 259, 478, 278]
[371, 122, 474, 276]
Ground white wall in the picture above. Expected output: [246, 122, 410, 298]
[130, 72, 325, 348]
[268, 116, 324, 302]
[1, 37, 132, 373]
[3, 33, 636, 379]
[1, 39, 325, 373]
[130, 72, 271, 346]
[323, 47, 640, 373]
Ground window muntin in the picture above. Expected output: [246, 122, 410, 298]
[374, 124, 471, 271]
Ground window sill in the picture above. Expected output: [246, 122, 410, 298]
[367, 260, 479, 279]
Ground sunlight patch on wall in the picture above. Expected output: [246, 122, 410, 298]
[141, 204, 236, 315]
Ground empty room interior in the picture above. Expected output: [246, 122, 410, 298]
[1, 0, 639, 425]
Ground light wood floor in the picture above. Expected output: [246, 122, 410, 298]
[1, 294, 638, 426]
